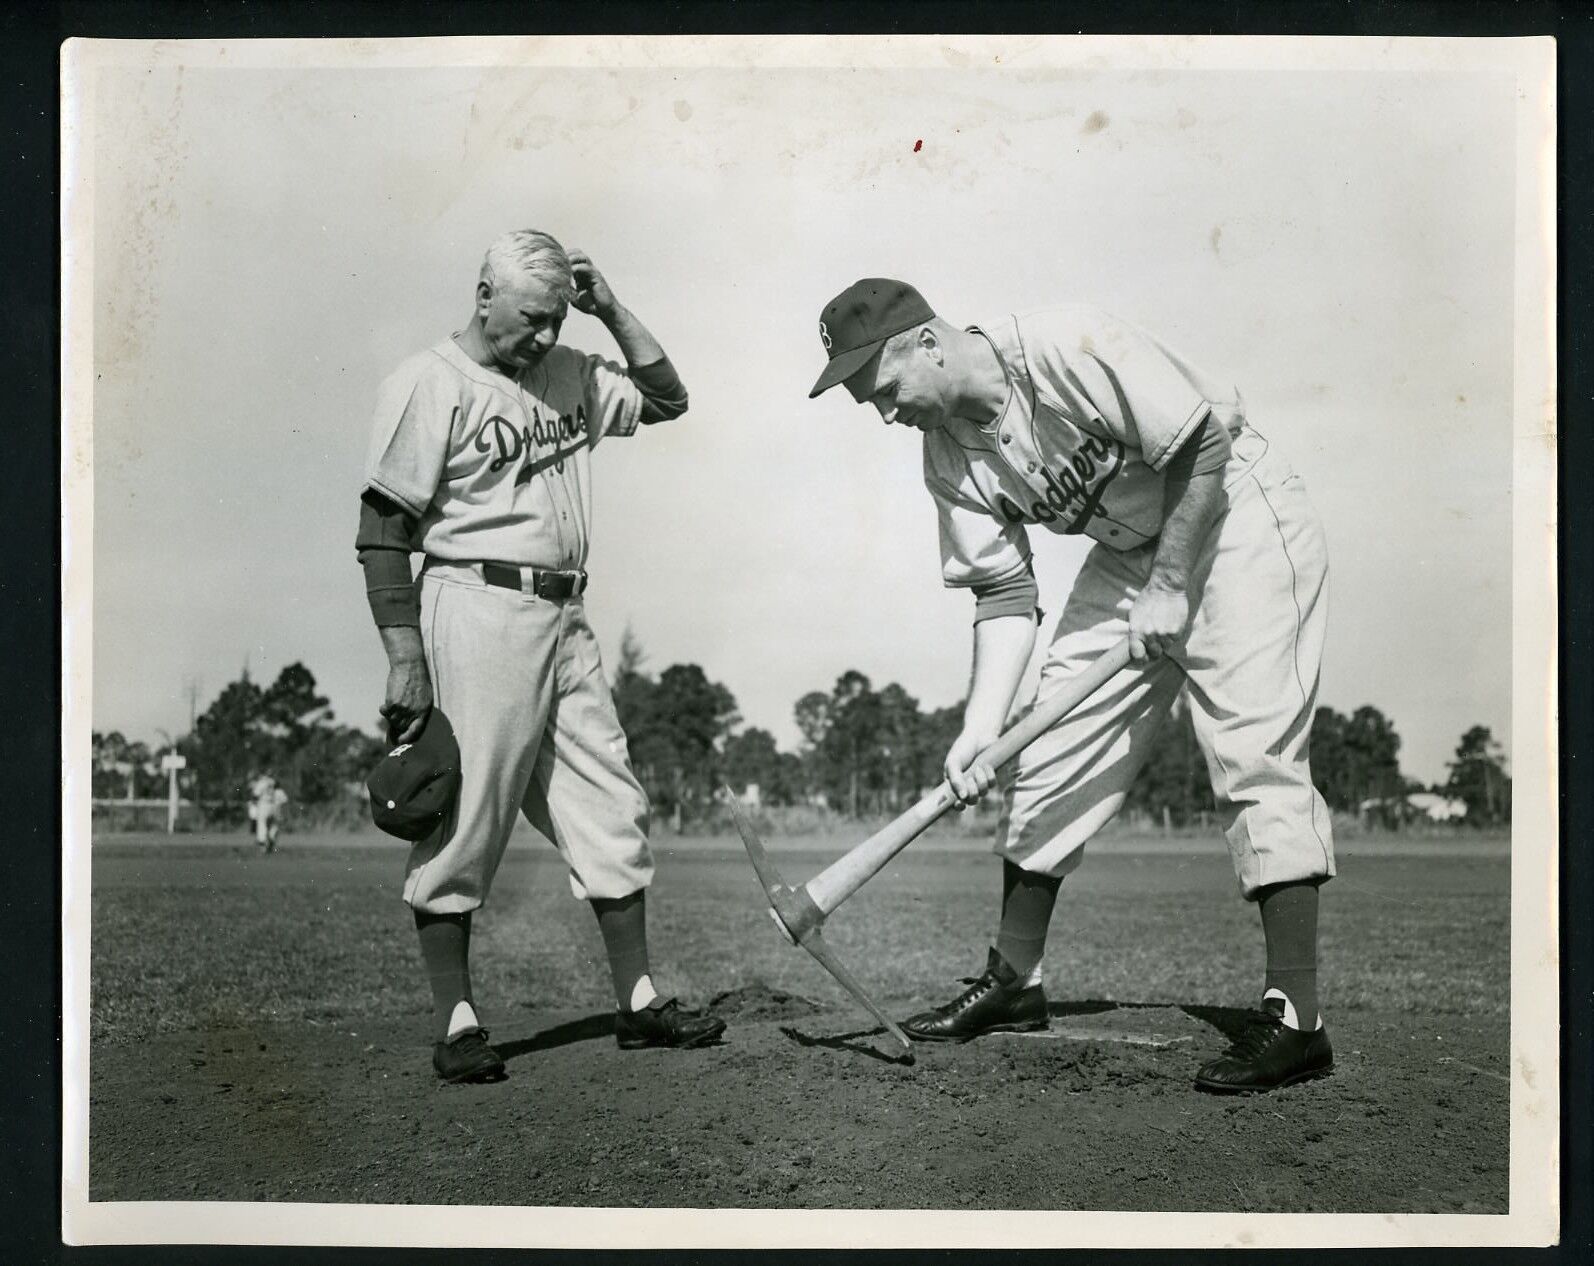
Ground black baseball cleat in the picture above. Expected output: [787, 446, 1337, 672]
[432, 1028, 507, 1084]
[1193, 999, 1333, 1093]
[614, 997, 727, 1050]
[901, 947, 1049, 1043]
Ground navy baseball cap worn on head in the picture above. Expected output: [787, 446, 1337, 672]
[366, 708, 462, 841]
[809, 278, 935, 398]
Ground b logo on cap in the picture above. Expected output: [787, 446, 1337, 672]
[818, 320, 832, 350]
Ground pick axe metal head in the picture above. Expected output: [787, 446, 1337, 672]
[725, 642, 1135, 1067]
[726, 793, 913, 1056]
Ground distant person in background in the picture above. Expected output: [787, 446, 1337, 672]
[249, 773, 288, 853]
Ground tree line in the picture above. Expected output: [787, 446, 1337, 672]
[93, 638, 1512, 831]
[606, 631, 1511, 831]
[92, 662, 387, 825]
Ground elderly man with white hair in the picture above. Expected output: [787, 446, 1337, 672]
[356, 231, 725, 1084]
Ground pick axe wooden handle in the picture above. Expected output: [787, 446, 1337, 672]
[803, 638, 1135, 918]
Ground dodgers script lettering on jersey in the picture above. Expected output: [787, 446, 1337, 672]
[473, 405, 592, 484]
[364, 338, 645, 570]
[990, 430, 1125, 531]
[924, 305, 1254, 590]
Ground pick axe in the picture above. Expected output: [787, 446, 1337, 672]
[728, 638, 1135, 1055]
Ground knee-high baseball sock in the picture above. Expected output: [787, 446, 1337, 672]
[994, 860, 1063, 985]
[591, 891, 658, 1011]
[1258, 880, 1322, 1031]
[413, 909, 477, 1040]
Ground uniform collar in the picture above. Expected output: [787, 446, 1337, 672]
[939, 317, 1026, 446]
[436, 334, 509, 390]
[969, 316, 1031, 391]
[437, 334, 552, 394]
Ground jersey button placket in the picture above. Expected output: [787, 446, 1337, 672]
[553, 483, 578, 570]
[548, 480, 573, 570]
[514, 377, 564, 569]
[518, 370, 574, 571]
[998, 428, 1034, 497]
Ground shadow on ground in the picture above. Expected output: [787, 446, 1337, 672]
[1051, 998, 1260, 1038]
[774, 998, 1263, 1063]
[777, 1024, 916, 1066]
[497, 1013, 614, 1061]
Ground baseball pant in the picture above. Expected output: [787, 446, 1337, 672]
[403, 560, 653, 914]
[995, 436, 1335, 898]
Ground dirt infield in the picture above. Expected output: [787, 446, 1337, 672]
[87, 830, 1509, 1212]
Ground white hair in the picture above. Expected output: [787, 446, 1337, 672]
[480, 230, 574, 298]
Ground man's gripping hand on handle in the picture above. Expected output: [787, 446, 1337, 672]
[943, 611, 1038, 806]
[1128, 581, 1191, 665]
[941, 415, 1230, 797]
[1128, 415, 1228, 664]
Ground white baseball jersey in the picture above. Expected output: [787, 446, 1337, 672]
[363, 337, 645, 569]
[920, 305, 1335, 896]
[925, 305, 1254, 590]
[993, 442, 1335, 897]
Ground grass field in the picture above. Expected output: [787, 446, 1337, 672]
[86, 827, 1510, 1212]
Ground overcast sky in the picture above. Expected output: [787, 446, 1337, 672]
[85, 55, 1516, 786]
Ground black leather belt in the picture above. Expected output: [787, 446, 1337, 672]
[481, 563, 588, 599]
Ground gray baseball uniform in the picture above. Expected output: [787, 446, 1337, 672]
[362, 337, 677, 912]
[925, 305, 1333, 897]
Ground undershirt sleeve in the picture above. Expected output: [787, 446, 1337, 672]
[631, 356, 689, 424]
[971, 563, 1041, 624]
[355, 490, 421, 628]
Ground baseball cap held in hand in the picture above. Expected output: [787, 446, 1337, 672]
[366, 708, 462, 841]
[809, 279, 935, 397]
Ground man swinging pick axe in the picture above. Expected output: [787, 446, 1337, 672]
[806, 279, 1335, 1093]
